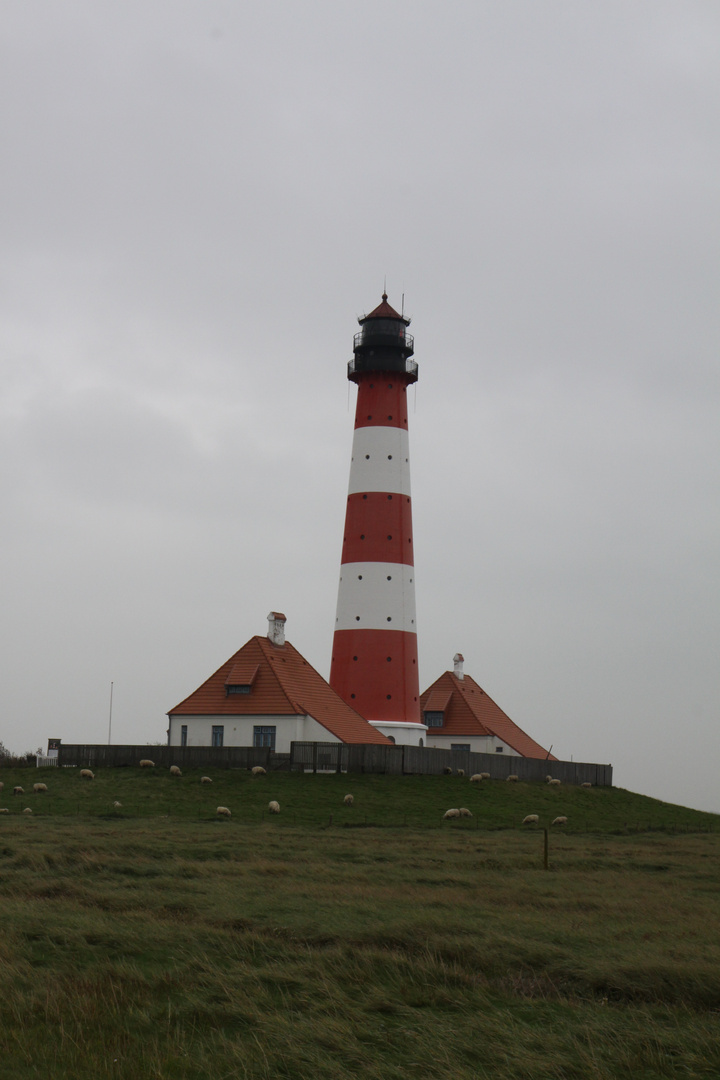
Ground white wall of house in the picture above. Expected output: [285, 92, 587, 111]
[423, 732, 520, 756]
[168, 713, 340, 753]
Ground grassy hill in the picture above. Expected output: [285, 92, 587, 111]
[1, 764, 717, 832]
[0, 767, 718, 1079]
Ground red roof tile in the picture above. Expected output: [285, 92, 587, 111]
[419, 671, 556, 759]
[362, 293, 408, 323]
[424, 689, 453, 713]
[169, 636, 392, 745]
[225, 660, 259, 687]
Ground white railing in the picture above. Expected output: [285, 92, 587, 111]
[36, 755, 58, 767]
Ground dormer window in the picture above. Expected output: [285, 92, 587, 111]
[224, 661, 258, 698]
[424, 711, 444, 727]
[227, 684, 251, 695]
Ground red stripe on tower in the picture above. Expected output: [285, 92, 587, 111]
[330, 294, 426, 745]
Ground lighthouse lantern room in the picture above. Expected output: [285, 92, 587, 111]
[330, 295, 426, 746]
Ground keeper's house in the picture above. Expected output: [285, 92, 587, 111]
[167, 613, 392, 753]
[420, 653, 556, 759]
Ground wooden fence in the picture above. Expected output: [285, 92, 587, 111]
[56, 742, 612, 786]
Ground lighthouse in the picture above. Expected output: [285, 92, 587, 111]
[330, 294, 426, 745]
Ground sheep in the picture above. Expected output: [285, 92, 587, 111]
[251, 766, 266, 776]
[581, 782, 592, 788]
[343, 794, 354, 806]
[0, 808, 9, 814]
[268, 801, 280, 814]
[548, 778, 561, 786]
[79, 769, 94, 780]
[506, 775, 519, 783]
[456, 768, 465, 777]
[200, 776, 213, 784]
[113, 801, 122, 808]
[33, 783, 48, 794]
[459, 808, 472, 817]
[216, 806, 231, 817]
[480, 772, 491, 780]
[443, 766, 453, 775]
[470, 774, 483, 783]
[23, 808, 33, 814]
[139, 759, 155, 768]
[169, 765, 182, 777]
[443, 808, 460, 819]
[522, 814, 539, 825]
[546, 775, 553, 783]
[552, 816, 568, 826]
[13, 786, 24, 796]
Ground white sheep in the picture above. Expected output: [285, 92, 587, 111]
[0, 808, 9, 814]
[480, 772, 491, 780]
[216, 806, 231, 817]
[33, 783, 48, 793]
[343, 794, 354, 806]
[113, 801, 122, 808]
[251, 766, 266, 776]
[443, 766, 453, 775]
[546, 775, 553, 783]
[522, 814, 539, 825]
[581, 782, 592, 788]
[23, 807, 33, 814]
[459, 808, 472, 817]
[13, 786, 24, 796]
[470, 774, 483, 783]
[139, 759, 155, 768]
[443, 808, 460, 819]
[548, 778, 561, 786]
[169, 765, 182, 777]
[268, 801, 280, 814]
[506, 775, 519, 783]
[456, 769, 465, 777]
[552, 816, 568, 826]
[79, 770, 94, 780]
[200, 776, 213, 784]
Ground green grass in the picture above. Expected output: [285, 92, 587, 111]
[0, 769, 718, 1078]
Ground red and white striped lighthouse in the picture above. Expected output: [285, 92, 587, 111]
[329, 294, 426, 745]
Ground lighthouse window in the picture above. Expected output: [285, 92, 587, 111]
[424, 712, 444, 727]
[388, 455, 392, 459]
[357, 574, 363, 579]
[365, 454, 370, 459]
[387, 534, 392, 540]
[353, 656, 358, 661]
[387, 616, 392, 622]
[386, 656, 392, 662]
[363, 494, 368, 500]
[387, 415, 392, 420]
[387, 575, 392, 580]
[387, 494, 393, 500]
[355, 616, 360, 621]
[386, 695, 392, 700]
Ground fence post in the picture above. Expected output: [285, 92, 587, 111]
[312, 743, 318, 775]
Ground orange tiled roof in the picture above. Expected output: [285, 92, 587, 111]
[169, 636, 392, 745]
[419, 670, 556, 760]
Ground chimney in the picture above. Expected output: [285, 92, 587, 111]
[453, 653, 464, 680]
[267, 612, 287, 647]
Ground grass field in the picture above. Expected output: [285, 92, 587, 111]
[0, 767, 718, 1079]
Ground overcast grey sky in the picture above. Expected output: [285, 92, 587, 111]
[1, 1, 718, 812]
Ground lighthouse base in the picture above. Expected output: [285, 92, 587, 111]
[369, 721, 428, 747]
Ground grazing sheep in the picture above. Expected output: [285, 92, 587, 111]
[113, 801, 122, 808]
[522, 814, 539, 825]
[548, 778, 561, 786]
[169, 765, 182, 777]
[33, 783, 48, 794]
[459, 808, 473, 817]
[268, 801, 280, 814]
[552, 816, 568, 826]
[13, 786, 24, 796]
[443, 808, 461, 819]
[23, 808, 33, 814]
[581, 782, 592, 788]
[139, 759, 155, 768]
[470, 774, 483, 783]
[251, 766, 266, 776]
[343, 794, 354, 806]
[506, 775, 519, 783]
[0, 808, 9, 814]
[546, 775, 553, 783]
[216, 806, 231, 817]
[480, 772, 491, 780]
[200, 776, 213, 784]
[443, 766, 452, 775]
[79, 770, 94, 780]
[456, 769, 465, 777]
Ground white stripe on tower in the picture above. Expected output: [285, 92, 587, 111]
[330, 294, 424, 743]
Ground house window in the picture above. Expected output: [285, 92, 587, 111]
[180, 725, 187, 747]
[211, 725, 224, 748]
[495, 745, 504, 753]
[451, 744, 470, 752]
[424, 711, 444, 727]
[227, 685, 251, 695]
[253, 726, 276, 750]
